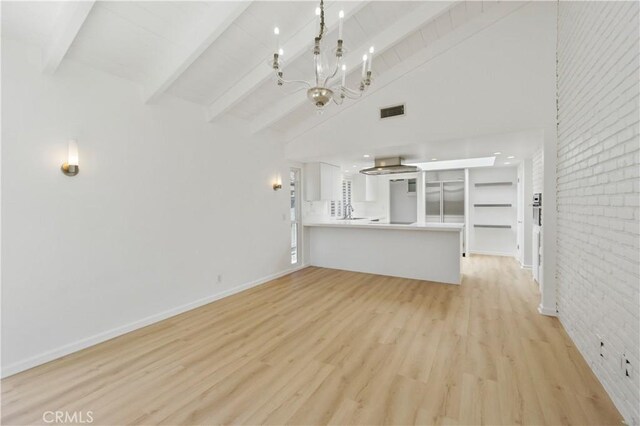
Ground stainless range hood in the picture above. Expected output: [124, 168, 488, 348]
[359, 157, 420, 175]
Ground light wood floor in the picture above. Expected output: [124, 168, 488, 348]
[2, 256, 623, 425]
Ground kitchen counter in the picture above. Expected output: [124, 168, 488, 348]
[304, 220, 464, 232]
[303, 219, 463, 285]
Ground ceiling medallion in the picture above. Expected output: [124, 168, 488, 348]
[271, 0, 374, 112]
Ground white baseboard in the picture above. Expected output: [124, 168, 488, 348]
[557, 316, 629, 425]
[1, 265, 308, 378]
[538, 303, 557, 317]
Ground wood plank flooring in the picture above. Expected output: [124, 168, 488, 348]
[1, 255, 624, 425]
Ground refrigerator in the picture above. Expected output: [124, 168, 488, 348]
[425, 180, 465, 223]
[389, 179, 418, 224]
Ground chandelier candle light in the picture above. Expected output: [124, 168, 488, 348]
[271, 0, 374, 111]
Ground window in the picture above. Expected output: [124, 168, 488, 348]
[331, 179, 352, 218]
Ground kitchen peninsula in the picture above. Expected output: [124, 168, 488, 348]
[303, 220, 464, 284]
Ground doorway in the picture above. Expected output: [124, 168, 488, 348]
[290, 168, 301, 266]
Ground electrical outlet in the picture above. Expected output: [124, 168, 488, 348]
[217, 274, 223, 284]
[597, 335, 605, 360]
[621, 354, 632, 379]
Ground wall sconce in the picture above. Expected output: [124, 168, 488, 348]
[61, 139, 79, 176]
[273, 175, 282, 191]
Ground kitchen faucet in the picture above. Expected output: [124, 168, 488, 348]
[343, 203, 354, 220]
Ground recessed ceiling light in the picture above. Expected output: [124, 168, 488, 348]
[352, 165, 357, 167]
[431, 158, 438, 161]
[504, 162, 511, 165]
[494, 152, 502, 155]
[507, 155, 515, 159]
[363, 154, 370, 158]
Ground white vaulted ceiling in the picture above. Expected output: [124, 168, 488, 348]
[1, 1, 514, 137]
[167, 1, 318, 105]
[66, 1, 215, 83]
[1, 1, 65, 47]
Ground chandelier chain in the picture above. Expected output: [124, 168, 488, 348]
[317, 0, 325, 41]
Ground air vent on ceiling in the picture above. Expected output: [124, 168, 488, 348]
[380, 104, 405, 119]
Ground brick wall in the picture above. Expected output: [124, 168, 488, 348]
[556, 1, 639, 423]
[532, 147, 544, 194]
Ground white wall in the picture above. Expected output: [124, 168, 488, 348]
[556, 2, 640, 423]
[1, 39, 294, 376]
[351, 198, 386, 220]
[532, 147, 544, 194]
[467, 167, 518, 256]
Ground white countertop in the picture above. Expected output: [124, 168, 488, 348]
[303, 220, 464, 232]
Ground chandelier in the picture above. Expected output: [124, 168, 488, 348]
[271, 0, 374, 111]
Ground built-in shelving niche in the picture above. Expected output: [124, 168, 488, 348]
[474, 182, 513, 187]
[468, 168, 517, 255]
[472, 185, 513, 229]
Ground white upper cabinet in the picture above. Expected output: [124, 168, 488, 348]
[352, 174, 378, 202]
[304, 162, 341, 201]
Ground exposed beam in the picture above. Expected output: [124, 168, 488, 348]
[249, 1, 455, 133]
[42, 1, 95, 74]
[143, 1, 253, 104]
[205, 1, 369, 122]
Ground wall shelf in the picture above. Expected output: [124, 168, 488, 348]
[474, 182, 513, 187]
[474, 224, 512, 229]
[473, 203, 512, 207]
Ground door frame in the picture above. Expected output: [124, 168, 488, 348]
[290, 167, 302, 267]
[517, 164, 525, 265]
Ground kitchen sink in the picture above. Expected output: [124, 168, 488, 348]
[336, 217, 367, 220]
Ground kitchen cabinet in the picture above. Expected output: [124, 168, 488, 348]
[352, 174, 378, 202]
[304, 162, 341, 201]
